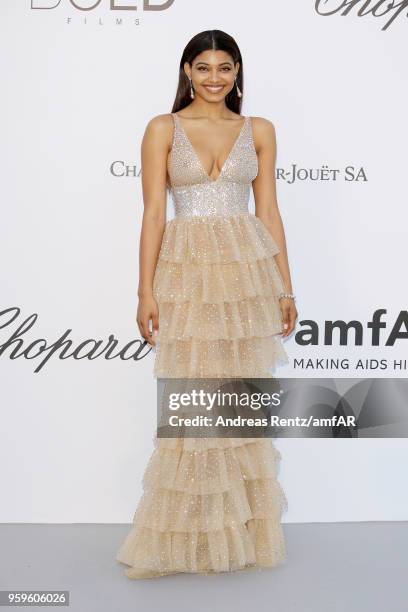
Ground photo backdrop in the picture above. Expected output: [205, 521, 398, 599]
[1, 0, 407, 523]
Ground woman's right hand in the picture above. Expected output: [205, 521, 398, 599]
[137, 294, 159, 347]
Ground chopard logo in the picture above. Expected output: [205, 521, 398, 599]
[315, 0, 408, 31]
[31, 0, 174, 10]
[0, 307, 151, 374]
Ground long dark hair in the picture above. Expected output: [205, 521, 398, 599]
[171, 30, 243, 115]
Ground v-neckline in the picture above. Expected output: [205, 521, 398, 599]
[174, 113, 247, 184]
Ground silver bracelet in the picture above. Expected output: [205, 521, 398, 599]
[278, 292, 296, 300]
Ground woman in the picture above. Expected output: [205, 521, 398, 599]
[116, 29, 298, 579]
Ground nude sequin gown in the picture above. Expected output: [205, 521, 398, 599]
[116, 112, 289, 578]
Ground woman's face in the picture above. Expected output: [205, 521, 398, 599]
[184, 49, 239, 101]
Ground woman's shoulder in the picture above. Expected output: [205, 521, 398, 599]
[142, 114, 175, 149]
[248, 115, 276, 132]
[144, 113, 174, 132]
[248, 115, 277, 148]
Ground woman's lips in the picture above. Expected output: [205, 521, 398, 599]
[203, 85, 224, 93]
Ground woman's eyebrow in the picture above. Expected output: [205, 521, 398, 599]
[194, 61, 233, 66]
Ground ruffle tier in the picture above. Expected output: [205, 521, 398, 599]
[117, 518, 286, 579]
[153, 334, 288, 378]
[154, 212, 282, 265]
[154, 295, 283, 341]
[153, 257, 285, 304]
[142, 437, 285, 496]
[116, 436, 288, 578]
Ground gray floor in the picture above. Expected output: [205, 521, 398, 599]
[0, 523, 406, 612]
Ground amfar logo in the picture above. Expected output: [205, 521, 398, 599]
[296, 310, 408, 346]
[0, 307, 406, 373]
[315, 0, 408, 31]
[31, 0, 174, 10]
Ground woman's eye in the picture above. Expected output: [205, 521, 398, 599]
[196, 66, 232, 72]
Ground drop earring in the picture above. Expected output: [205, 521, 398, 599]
[189, 77, 195, 99]
[235, 76, 242, 98]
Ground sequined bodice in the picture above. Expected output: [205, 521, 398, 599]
[167, 113, 258, 218]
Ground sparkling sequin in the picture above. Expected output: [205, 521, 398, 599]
[116, 112, 289, 579]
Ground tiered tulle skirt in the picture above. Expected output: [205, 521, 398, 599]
[116, 212, 289, 578]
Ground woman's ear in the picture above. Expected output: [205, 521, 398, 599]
[183, 61, 191, 80]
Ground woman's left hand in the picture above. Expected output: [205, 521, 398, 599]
[280, 298, 298, 338]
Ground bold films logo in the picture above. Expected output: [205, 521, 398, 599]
[30, 0, 175, 25]
[31, 0, 174, 9]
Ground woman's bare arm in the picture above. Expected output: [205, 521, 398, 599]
[252, 117, 298, 337]
[136, 114, 172, 346]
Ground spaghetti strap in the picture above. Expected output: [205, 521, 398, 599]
[169, 112, 178, 149]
